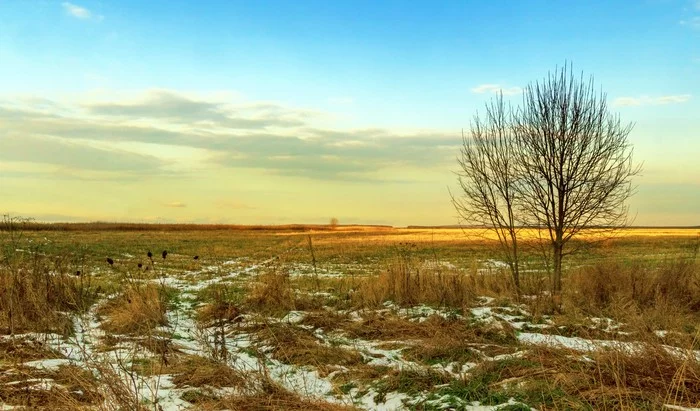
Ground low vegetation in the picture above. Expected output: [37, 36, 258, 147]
[0, 223, 698, 410]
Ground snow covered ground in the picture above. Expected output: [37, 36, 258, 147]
[2, 253, 699, 410]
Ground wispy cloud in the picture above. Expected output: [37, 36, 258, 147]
[613, 94, 692, 107]
[0, 90, 458, 181]
[680, 16, 700, 28]
[62, 2, 103, 21]
[163, 202, 187, 208]
[679, 0, 700, 28]
[0, 133, 164, 174]
[84, 89, 307, 128]
[471, 84, 522, 96]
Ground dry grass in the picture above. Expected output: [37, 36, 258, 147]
[561, 259, 700, 347]
[0, 364, 103, 410]
[352, 262, 477, 308]
[330, 364, 391, 392]
[0, 337, 62, 363]
[2, 222, 698, 410]
[567, 259, 700, 313]
[585, 346, 700, 408]
[376, 367, 453, 396]
[211, 380, 355, 411]
[98, 284, 168, 335]
[88, 359, 151, 411]
[7, 221, 391, 232]
[402, 338, 482, 365]
[171, 355, 247, 389]
[349, 257, 553, 310]
[197, 301, 243, 325]
[312, 228, 700, 249]
[298, 310, 353, 330]
[0, 333, 105, 410]
[516, 344, 700, 409]
[0, 255, 98, 335]
[246, 272, 323, 315]
[403, 343, 700, 409]
[341, 313, 515, 346]
[252, 322, 363, 367]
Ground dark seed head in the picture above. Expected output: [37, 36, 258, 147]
[106, 258, 114, 266]
[138, 263, 143, 268]
[147, 251, 153, 258]
[193, 255, 199, 260]
[162, 250, 168, 259]
[76, 270, 81, 276]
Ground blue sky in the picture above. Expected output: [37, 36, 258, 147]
[0, 0, 698, 225]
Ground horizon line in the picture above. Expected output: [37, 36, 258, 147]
[1, 220, 698, 231]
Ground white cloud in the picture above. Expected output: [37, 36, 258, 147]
[62, 2, 103, 21]
[656, 95, 692, 104]
[471, 84, 522, 96]
[613, 94, 692, 107]
[164, 202, 187, 208]
[680, 16, 700, 28]
[62, 2, 90, 18]
[0, 90, 459, 181]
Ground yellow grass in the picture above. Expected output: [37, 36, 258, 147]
[282, 227, 700, 248]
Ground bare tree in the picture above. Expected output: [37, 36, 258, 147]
[453, 65, 640, 298]
[513, 65, 641, 294]
[452, 95, 522, 292]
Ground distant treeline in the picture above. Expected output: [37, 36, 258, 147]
[0, 221, 394, 232]
[406, 225, 700, 230]
[1, 221, 695, 232]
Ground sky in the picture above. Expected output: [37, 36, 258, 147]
[0, 0, 698, 226]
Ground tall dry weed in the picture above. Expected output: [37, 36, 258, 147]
[0, 255, 98, 335]
[246, 272, 322, 314]
[353, 262, 476, 308]
[98, 284, 167, 335]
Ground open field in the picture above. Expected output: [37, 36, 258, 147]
[1, 225, 699, 410]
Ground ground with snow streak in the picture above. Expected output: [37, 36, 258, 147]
[1, 228, 699, 410]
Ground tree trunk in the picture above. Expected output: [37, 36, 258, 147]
[511, 233, 521, 295]
[512, 262, 520, 294]
[552, 240, 563, 294]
